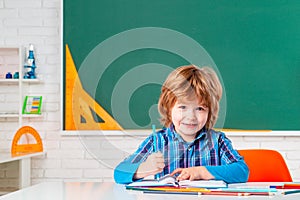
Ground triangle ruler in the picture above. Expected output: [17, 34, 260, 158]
[65, 44, 123, 130]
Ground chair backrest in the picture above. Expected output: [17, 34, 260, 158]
[238, 149, 292, 182]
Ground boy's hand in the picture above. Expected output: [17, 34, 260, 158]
[170, 166, 214, 181]
[134, 152, 165, 179]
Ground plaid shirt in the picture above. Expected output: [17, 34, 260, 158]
[114, 125, 249, 184]
[131, 125, 241, 177]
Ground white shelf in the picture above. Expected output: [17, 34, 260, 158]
[0, 46, 42, 124]
[22, 114, 43, 118]
[0, 46, 43, 195]
[0, 79, 19, 84]
[22, 79, 42, 84]
[0, 113, 19, 118]
[0, 152, 46, 190]
[0, 114, 43, 118]
[0, 152, 45, 164]
[0, 79, 41, 83]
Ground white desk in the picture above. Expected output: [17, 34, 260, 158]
[0, 152, 45, 189]
[1, 182, 300, 200]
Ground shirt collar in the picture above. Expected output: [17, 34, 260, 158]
[169, 124, 207, 143]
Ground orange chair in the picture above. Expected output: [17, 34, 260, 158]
[238, 149, 292, 182]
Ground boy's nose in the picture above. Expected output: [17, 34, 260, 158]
[186, 109, 196, 119]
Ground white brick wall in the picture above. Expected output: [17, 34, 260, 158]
[0, 0, 300, 189]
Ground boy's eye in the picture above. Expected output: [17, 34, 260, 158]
[178, 105, 186, 109]
[196, 107, 205, 111]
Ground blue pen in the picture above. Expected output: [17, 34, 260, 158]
[152, 124, 157, 152]
[152, 124, 159, 180]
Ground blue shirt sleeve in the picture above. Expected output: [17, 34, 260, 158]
[114, 156, 141, 184]
[114, 135, 154, 184]
[205, 160, 249, 183]
[205, 131, 249, 183]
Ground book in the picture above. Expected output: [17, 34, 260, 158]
[126, 174, 227, 188]
[22, 95, 42, 114]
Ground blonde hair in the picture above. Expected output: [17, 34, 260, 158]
[158, 65, 222, 130]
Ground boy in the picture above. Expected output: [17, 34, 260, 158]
[114, 65, 249, 184]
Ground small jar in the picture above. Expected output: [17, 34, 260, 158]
[5, 72, 12, 79]
[13, 72, 19, 79]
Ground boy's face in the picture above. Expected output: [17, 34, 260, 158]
[171, 98, 208, 142]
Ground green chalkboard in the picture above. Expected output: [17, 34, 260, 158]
[63, 0, 300, 130]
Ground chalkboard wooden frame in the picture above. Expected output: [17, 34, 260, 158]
[63, 0, 300, 131]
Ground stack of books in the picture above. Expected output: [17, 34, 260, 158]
[125, 174, 280, 196]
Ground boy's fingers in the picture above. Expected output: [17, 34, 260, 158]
[157, 162, 165, 169]
[170, 168, 183, 176]
[177, 171, 191, 181]
[189, 174, 195, 181]
[155, 152, 163, 158]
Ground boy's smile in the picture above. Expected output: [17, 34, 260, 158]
[171, 99, 208, 142]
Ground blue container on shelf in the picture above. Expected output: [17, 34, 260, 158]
[5, 72, 12, 79]
[13, 72, 19, 79]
